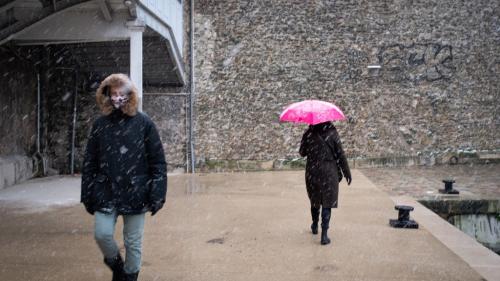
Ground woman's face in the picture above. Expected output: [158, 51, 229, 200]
[109, 85, 129, 109]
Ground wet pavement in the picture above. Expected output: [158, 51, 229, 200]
[0, 171, 492, 280]
[359, 163, 500, 199]
[0, 175, 80, 212]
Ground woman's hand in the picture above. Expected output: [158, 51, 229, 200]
[150, 201, 164, 216]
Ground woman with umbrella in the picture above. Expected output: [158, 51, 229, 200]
[281, 100, 352, 245]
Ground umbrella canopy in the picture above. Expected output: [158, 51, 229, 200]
[279, 100, 346, 125]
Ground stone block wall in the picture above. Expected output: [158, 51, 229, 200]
[143, 94, 188, 171]
[192, 0, 500, 164]
[0, 49, 37, 157]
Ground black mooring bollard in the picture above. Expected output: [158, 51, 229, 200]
[389, 205, 419, 229]
[439, 179, 459, 194]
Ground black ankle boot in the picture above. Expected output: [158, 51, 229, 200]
[103, 253, 124, 281]
[321, 230, 331, 245]
[124, 271, 139, 281]
[321, 208, 331, 245]
[310, 206, 320, 234]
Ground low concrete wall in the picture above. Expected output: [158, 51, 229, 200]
[419, 198, 500, 255]
[0, 155, 33, 190]
[419, 199, 500, 218]
[450, 214, 500, 254]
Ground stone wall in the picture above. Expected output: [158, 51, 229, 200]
[0, 46, 102, 175]
[0, 49, 38, 187]
[143, 94, 187, 172]
[0, 49, 37, 157]
[192, 0, 500, 164]
[44, 68, 97, 174]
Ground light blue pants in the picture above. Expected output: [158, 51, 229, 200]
[94, 211, 145, 274]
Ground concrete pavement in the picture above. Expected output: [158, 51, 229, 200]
[0, 170, 494, 280]
[361, 163, 500, 198]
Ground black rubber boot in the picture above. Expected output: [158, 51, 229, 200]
[124, 271, 139, 281]
[320, 207, 331, 245]
[310, 206, 320, 234]
[103, 253, 124, 281]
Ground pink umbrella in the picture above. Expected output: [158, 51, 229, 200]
[279, 100, 346, 125]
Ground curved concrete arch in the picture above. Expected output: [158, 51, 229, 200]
[0, 0, 92, 45]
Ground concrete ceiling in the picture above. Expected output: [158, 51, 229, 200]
[0, 0, 185, 86]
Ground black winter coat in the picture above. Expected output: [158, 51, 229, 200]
[299, 122, 351, 208]
[81, 109, 167, 215]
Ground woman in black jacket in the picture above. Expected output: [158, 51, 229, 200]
[81, 73, 167, 281]
[299, 121, 351, 245]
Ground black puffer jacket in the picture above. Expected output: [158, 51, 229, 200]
[81, 74, 167, 215]
[81, 109, 167, 215]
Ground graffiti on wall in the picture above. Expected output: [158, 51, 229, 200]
[346, 48, 369, 82]
[377, 43, 455, 82]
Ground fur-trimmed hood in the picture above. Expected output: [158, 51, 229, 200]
[96, 73, 139, 116]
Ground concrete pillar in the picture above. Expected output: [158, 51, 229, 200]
[127, 20, 145, 112]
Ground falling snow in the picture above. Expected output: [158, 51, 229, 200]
[120, 145, 129, 154]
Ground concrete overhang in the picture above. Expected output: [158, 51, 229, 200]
[0, 0, 185, 86]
